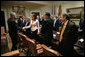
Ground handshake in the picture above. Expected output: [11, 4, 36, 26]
[22, 27, 26, 31]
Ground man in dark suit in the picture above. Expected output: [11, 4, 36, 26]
[57, 14, 78, 56]
[53, 16, 61, 32]
[23, 17, 31, 38]
[18, 15, 26, 32]
[40, 13, 54, 46]
[8, 12, 19, 51]
[79, 11, 84, 38]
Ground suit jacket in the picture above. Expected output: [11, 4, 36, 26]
[41, 19, 54, 34]
[79, 19, 84, 30]
[53, 19, 61, 31]
[18, 19, 26, 31]
[8, 18, 18, 38]
[40, 19, 54, 46]
[58, 21, 78, 56]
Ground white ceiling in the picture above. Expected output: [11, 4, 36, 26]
[1, 1, 83, 7]
[1, 1, 45, 7]
[1, 1, 69, 6]
[26, 1, 68, 5]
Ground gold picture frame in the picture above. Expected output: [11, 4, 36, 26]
[66, 7, 84, 21]
[12, 6, 25, 17]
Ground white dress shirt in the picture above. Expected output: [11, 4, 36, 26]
[53, 19, 57, 27]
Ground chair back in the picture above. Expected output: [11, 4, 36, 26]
[26, 37, 37, 55]
[18, 33, 43, 56]
[18, 33, 28, 47]
[1, 26, 6, 40]
[1, 50, 20, 56]
[1, 26, 5, 35]
[42, 44, 62, 56]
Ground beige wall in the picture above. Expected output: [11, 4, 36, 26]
[55, 1, 84, 15]
[29, 5, 52, 17]
[1, 5, 52, 18]
[1, 1, 84, 32]
[1, 4, 52, 32]
[55, 1, 84, 25]
[2, 1, 84, 18]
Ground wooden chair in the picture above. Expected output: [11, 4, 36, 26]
[1, 26, 5, 34]
[25, 35, 43, 56]
[42, 44, 62, 56]
[1, 26, 6, 40]
[18, 32, 29, 47]
[1, 26, 9, 54]
[18, 33, 43, 56]
[1, 50, 20, 56]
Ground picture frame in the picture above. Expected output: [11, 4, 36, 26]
[12, 6, 19, 14]
[66, 7, 84, 21]
[12, 6, 25, 17]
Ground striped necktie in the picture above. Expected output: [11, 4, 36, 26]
[59, 21, 68, 42]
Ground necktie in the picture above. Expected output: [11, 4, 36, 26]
[59, 23, 66, 42]
[61, 23, 64, 29]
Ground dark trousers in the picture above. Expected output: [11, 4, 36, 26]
[9, 32, 18, 51]
[39, 34, 53, 47]
[56, 42, 74, 56]
[22, 28, 31, 38]
[30, 30, 38, 40]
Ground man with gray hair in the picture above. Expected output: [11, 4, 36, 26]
[8, 12, 18, 51]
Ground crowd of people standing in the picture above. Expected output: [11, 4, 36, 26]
[7, 11, 84, 56]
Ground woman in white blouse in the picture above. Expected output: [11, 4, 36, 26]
[23, 14, 40, 39]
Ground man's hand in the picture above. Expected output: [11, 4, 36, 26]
[22, 27, 26, 30]
[37, 32, 41, 35]
[22, 27, 26, 31]
[37, 32, 40, 35]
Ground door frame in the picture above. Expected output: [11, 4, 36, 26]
[1, 9, 8, 33]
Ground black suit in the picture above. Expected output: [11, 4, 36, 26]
[40, 19, 54, 46]
[8, 18, 18, 51]
[23, 22, 31, 38]
[18, 19, 26, 32]
[79, 19, 84, 37]
[53, 19, 61, 31]
[57, 21, 78, 56]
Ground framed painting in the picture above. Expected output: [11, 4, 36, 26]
[66, 7, 84, 21]
[12, 6, 25, 17]
[17, 6, 25, 16]
[12, 6, 19, 13]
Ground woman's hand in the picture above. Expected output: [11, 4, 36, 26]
[23, 27, 27, 31]
[22, 27, 26, 30]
